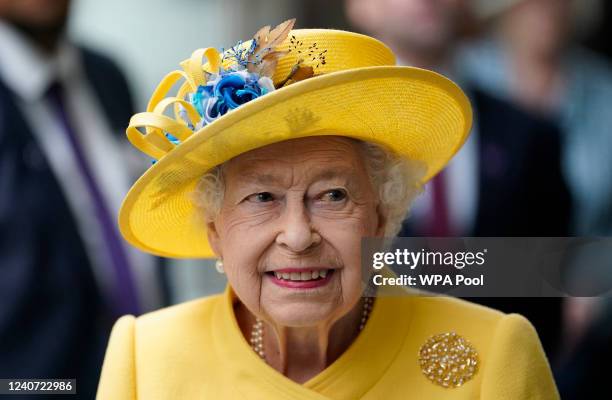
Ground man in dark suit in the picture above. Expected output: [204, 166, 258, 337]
[472, 89, 571, 236]
[401, 88, 571, 238]
[0, 1, 161, 398]
[345, 0, 571, 363]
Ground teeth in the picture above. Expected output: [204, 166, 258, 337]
[273, 269, 330, 281]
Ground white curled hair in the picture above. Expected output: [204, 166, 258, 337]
[193, 140, 425, 237]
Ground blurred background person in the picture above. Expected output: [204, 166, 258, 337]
[345, 0, 570, 237]
[0, 0, 163, 398]
[460, 1, 612, 397]
[345, 0, 570, 361]
[463, 0, 612, 237]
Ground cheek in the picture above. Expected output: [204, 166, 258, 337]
[325, 203, 378, 236]
[217, 212, 278, 312]
[315, 207, 376, 283]
[218, 207, 278, 260]
[316, 204, 379, 249]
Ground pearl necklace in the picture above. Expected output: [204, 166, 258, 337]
[250, 297, 374, 361]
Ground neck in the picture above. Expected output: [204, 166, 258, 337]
[506, 39, 562, 73]
[8, 22, 63, 54]
[503, 39, 564, 113]
[236, 298, 366, 383]
[30, 34, 60, 54]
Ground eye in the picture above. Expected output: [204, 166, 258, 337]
[320, 188, 347, 202]
[246, 192, 275, 203]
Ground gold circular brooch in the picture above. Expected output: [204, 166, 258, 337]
[418, 332, 479, 388]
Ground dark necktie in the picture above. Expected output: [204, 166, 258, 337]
[47, 81, 140, 316]
[429, 170, 453, 237]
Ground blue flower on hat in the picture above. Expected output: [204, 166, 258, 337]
[187, 70, 275, 130]
[213, 73, 260, 114]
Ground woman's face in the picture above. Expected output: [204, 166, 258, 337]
[207, 136, 384, 327]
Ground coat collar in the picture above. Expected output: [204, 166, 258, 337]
[212, 285, 414, 399]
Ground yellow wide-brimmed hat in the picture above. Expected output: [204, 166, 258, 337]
[120, 19, 472, 258]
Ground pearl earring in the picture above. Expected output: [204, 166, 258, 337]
[215, 259, 224, 274]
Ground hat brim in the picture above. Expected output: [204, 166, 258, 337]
[119, 65, 472, 258]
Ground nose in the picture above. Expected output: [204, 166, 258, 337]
[275, 200, 321, 253]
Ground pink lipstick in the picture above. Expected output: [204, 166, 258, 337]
[266, 268, 334, 289]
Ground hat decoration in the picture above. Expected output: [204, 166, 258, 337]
[132, 18, 330, 159]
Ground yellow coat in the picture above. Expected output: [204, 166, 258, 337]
[97, 286, 559, 399]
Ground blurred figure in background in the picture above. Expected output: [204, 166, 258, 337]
[464, 0, 612, 236]
[0, 0, 162, 398]
[345, 0, 570, 237]
[345, 0, 570, 361]
[461, 1, 612, 398]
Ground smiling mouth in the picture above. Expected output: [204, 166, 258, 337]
[268, 269, 331, 281]
[265, 268, 335, 288]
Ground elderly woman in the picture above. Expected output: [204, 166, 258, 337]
[97, 20, 559, 399]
